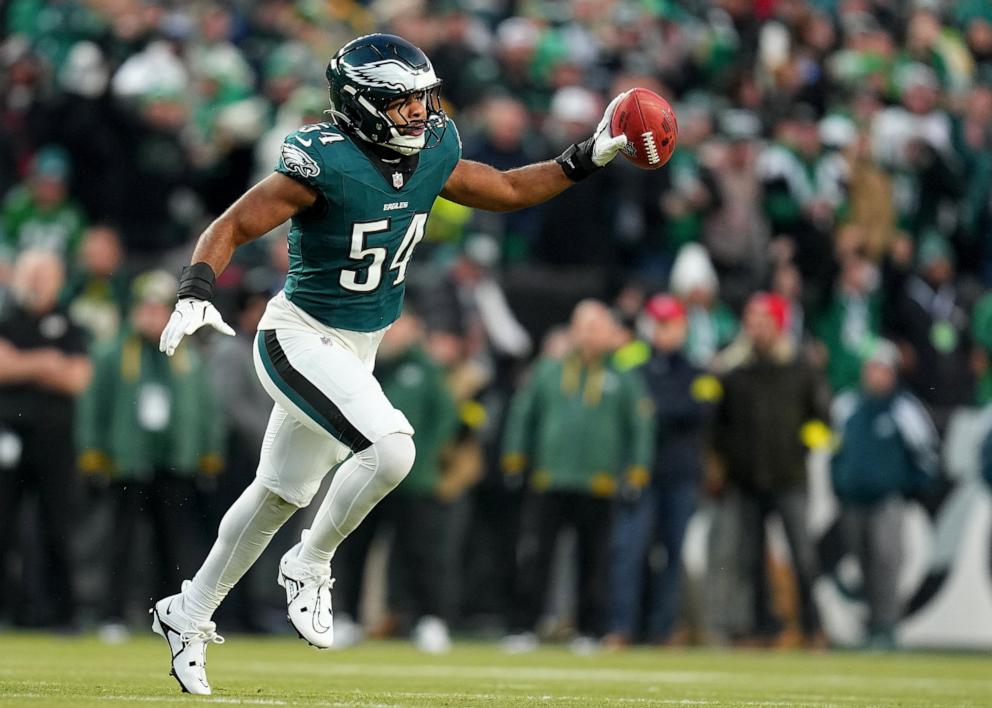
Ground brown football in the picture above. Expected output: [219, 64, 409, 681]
[610, 88, 678, 170]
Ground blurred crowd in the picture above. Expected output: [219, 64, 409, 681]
[2, 0, 992, 652]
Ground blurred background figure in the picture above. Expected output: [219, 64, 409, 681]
[893, 235, 974, 434]
[77, 271, 222, 642]
[0, 250, 91, 630]
[606, 294, 718, 649]
[376, 308, 461, 654]
[332, 308, 460, 653]
[670, 243, 738, 369]
[501, 300, 654, 653]
[61, 224, 128, 344]
[830, 339, 938, 649]
[707, 293, 829, 647]
[0, 147, 86, 278]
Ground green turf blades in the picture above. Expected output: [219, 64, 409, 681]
[1, 634, 991, 707]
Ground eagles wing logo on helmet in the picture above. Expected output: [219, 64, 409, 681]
[281, 143, 320, 179]
[341, 59, 424, 91]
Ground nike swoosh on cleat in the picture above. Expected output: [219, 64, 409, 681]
[312, 595, 332, 634]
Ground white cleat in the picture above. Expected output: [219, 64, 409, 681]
[278, 533, 335, 649]
[150, 582, 225, 695]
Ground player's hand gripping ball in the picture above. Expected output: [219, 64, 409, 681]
[610, 88, 678, 170]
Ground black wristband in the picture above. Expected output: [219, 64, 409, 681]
[177, 262, 217, 302]
[555, 136, 599, 182]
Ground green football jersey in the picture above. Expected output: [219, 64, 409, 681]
[275, 120, 461, 332]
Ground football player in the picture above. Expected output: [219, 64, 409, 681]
[151, 34, 629, 694]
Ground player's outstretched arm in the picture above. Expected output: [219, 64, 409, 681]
[441, 92, 629, 213]
[159, 173, 316, 356]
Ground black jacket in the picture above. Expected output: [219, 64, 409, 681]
[641, 349, 715, 487]
[714, 346, 829, 493]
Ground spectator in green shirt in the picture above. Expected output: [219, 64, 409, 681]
[501, 300, 655, 652]
[0, 146, 86, 275]
[77, 270, 223, 638]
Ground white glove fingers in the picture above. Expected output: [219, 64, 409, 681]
[211, 318, 236, 337]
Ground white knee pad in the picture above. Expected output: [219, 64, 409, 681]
[368, 432, 415, 490]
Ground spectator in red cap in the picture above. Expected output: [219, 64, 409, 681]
[605, 294, 720, 648]
[706, 291, 830, 647]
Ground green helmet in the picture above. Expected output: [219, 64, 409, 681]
[326, 34, 446, 156]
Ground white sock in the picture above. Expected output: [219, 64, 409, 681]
[298, 432, 414, 568]
[182, 479, 298, 623]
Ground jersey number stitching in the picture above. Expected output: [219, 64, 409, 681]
[339, 213, 428, 293]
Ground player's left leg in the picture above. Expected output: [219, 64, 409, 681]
[253, 328, 416, 648]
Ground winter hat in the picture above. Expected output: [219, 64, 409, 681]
[645, 294, 687, 323]
[670, 243, 719, 298]
[747, 292, 789, 333]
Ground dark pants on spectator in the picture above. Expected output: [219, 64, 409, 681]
[509, 491, 611, 637]
[0, 419, 78, 626]
[389, 495, 452, 623]
[333, 494, 453, 628]
[460, 485, 521, 623]
[740, 487, 820, 637]
[608, 481, 697, 641]
[104, 470, 202, 622]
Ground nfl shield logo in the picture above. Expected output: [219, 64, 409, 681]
[392, 172, 404, 189]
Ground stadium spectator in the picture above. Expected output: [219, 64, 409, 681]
[700, 109, 769, 306]
[60, 224, 128, 343]
[0, 249, 92, 629]
[332, 309, 461, 652]
[952, 83, 992, 282]
[707, 292, 829, 646]
[606, 294, 719, 648]
[0, 146, 86, 272]
[893, 234, 974, 432]
[501, 300, 654, 652]
[830, 339, 939, 649]
[41, 41, 125, 222]
[813, 252, 883, 394]
[669, 243, 738, 368]
[76, 271, 223, 639]
[378, 309, 461, 653]
[114, 88, 197, 261]
[463, 96, 545, 254]
[757, 106, 843, 303]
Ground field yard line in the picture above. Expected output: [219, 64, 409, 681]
[231, 661, 992, 690]
[0, 691, 850, 708]
[0, 694, 379, 707]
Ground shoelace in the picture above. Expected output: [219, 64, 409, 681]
[178, 626, 225, 668]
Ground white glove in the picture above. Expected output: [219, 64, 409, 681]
[590, 91, 631, 167]
[159, 298, 235, 356]
[556, 90, 630, 180]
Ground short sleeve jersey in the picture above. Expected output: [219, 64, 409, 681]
[275, 121, 461, 332]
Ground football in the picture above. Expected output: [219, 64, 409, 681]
[610, 88, 678, 170]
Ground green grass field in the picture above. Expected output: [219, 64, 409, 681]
[1, 633, 990, 707]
